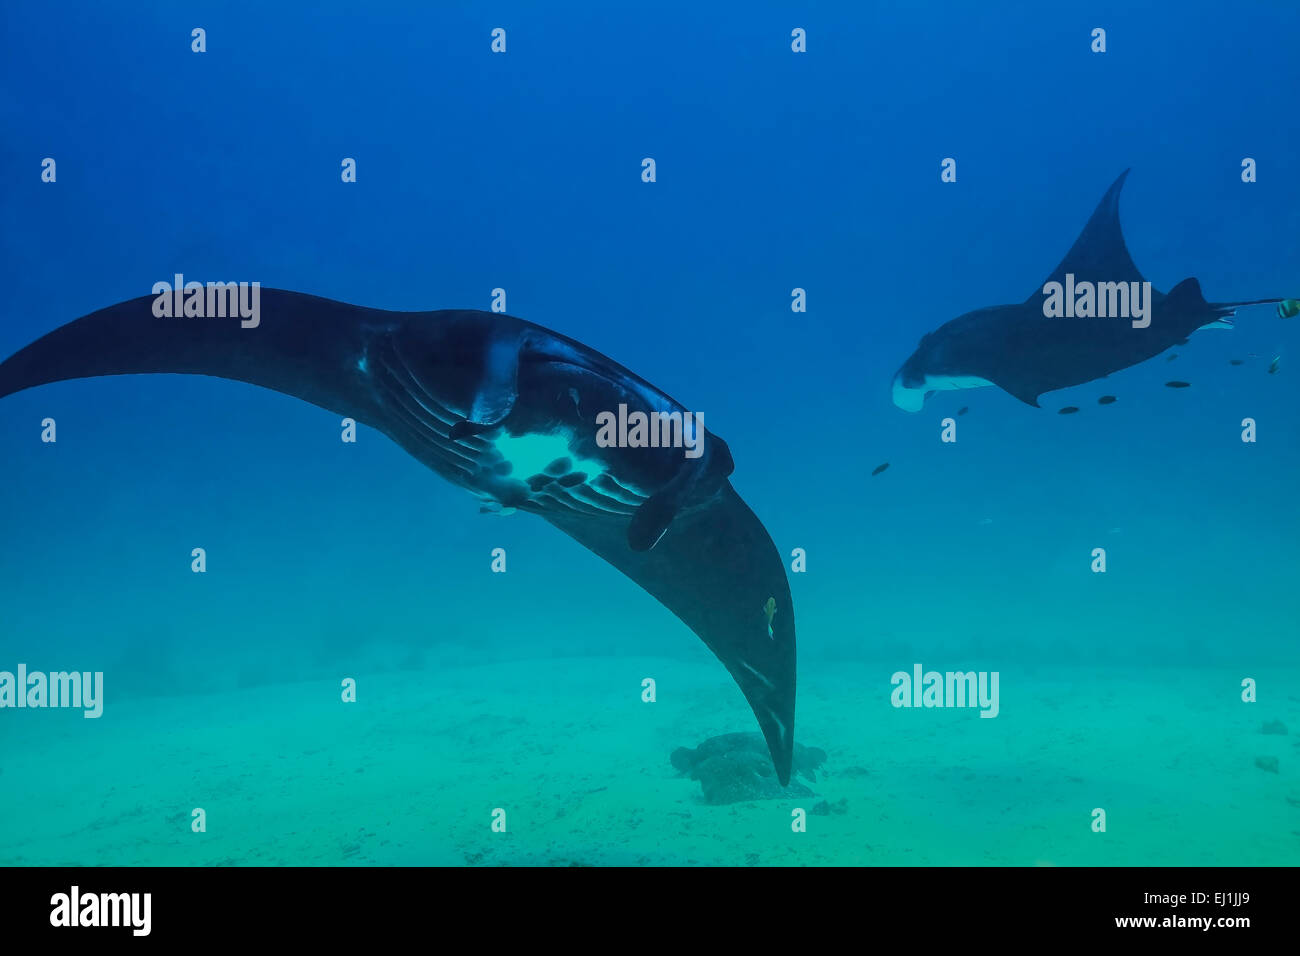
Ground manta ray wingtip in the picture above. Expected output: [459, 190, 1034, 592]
[1101, 167, 1132, 211]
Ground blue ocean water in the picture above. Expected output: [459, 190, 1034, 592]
[1, 1, 1297, 866]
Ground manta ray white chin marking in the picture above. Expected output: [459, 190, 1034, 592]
[492, 430, 605, 480]
[892, 373, 993, 411]
[891, 377, 927, 412]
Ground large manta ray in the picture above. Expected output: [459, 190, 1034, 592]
[0, 293, 797, 784]
[892, 169, 1290, 410]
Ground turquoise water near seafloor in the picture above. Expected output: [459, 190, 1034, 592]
[1, 2, 1298, 866]
[2, 661, 1297, 865]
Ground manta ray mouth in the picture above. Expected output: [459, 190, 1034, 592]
[891, 374, 930, 412]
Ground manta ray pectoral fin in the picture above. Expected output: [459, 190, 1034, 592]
[1029, 169, 1146, 302]
[0, 290, 392, 419]
[988, 376, 1043, 408]
[543, 484, 796, 785]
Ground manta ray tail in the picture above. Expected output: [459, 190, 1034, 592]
[1207, 295, 1290, 311]
[1167, 278, 1293, 328]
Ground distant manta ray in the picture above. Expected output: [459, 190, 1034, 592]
[892, 170, 1292, 410]
[0, 293, 797, 784]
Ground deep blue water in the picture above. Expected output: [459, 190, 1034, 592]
[1, 2, 1297, 866]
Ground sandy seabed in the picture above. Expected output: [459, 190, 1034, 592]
[1, 656, 1296, 866]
